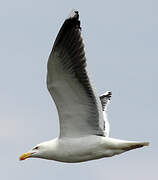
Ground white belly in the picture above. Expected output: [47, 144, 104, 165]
[37, 135, 146, 163]
[50, 135, 113, 163]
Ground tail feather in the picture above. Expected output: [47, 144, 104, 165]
[123, 141, 149, 151]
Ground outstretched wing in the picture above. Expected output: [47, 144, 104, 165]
[47, 10, 105, 138]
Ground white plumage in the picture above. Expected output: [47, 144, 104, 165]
[19, 10, 149, 163]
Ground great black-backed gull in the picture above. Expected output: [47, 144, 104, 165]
[19, 10, 149, 163]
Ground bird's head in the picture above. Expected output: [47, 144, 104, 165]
[19, 144, 43, 160]
[19, 140, 55, 161]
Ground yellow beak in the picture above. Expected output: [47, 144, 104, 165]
[19, 152, 32, 160]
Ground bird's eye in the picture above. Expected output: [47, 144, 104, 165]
[33, 146, 39, 150]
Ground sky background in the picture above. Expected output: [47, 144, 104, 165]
[0, 0, 157, 179]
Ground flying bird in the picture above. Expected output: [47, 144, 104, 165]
[19, 10, 149, 163]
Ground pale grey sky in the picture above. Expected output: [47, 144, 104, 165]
[0, 0, 157, 179]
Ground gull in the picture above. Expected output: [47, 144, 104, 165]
[19, 10, 149, 163]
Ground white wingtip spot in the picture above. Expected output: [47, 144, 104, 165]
[67, 9, 78, 19]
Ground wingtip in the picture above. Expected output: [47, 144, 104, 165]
[100, 91, 112, 99]
[67, 9, 79, 20]
[52, 9, 80, 49]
